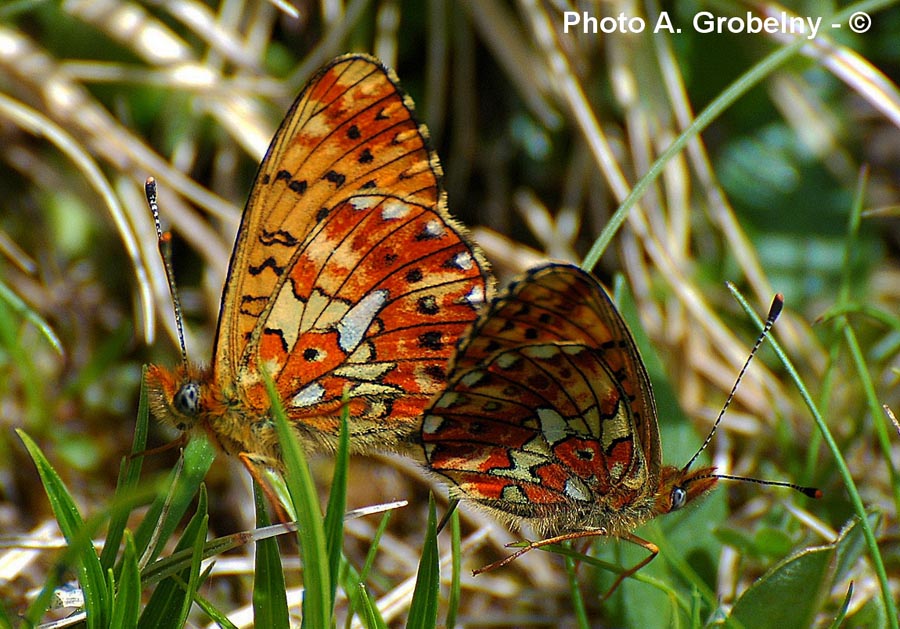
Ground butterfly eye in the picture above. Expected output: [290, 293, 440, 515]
[173, 382, 200, 416]
[670, 486, 687, 511]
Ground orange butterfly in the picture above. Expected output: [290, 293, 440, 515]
[421, 263, 819, 594]
[147, 55, 490, 463]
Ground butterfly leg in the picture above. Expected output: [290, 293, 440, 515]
[238, 452, 291, 523]
[599, 532, 659, 601]
[473, 529, 608, 575]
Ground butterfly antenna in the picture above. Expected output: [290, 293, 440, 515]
[681, 293, 784, 473]
[145, 177, 189, 371]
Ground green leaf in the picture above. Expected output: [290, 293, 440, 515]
[406, 495, 439, 629]
[17, 429, 109, 628]
[730, 541, 835, 629]
[252, 481, 289, 629]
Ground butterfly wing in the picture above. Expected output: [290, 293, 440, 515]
[213, 54, 489, 445]
[446, 263, 660, 477]
[423, 342, 650, 536]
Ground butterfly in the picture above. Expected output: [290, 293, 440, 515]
[146, 54, 491, 463]
[420, 262, 818, 595]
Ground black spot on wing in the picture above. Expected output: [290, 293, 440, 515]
[418, 331, 444, 351]
[325, 170, 346, 187]
[248, 257, 285, 276]
[260, 229, 298, 246]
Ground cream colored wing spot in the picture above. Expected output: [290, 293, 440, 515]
[564, 477, 593, 502]
[465, 284, 486, 308]
[421, 219, 446, 239]
[380, 199, 412, 219]
[337, 289, 389, 353]
[491, 449, 545, 483]
[422, 414, 445, 435]
[267, 281, 306, 352]
[292, 382, 326, 408]
[349, 196, 378, 211]
[451, 251, 475, 271]
[537, 407, 568, 445]
[301, 288, 347, 333]
[333, 361, 395, 381]
[499, 484, 529, 504]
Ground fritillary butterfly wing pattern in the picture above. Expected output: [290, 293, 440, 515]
[147, 54, 491, 459]
[421, 263, 718, 585]
[445, 264, 661, 471]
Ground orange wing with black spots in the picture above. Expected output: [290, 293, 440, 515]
[147, 55, 491, 457]
[420, 263, 716, 541]
[442, 263, 661, 482]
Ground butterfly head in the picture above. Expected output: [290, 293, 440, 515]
[654, 464, 719, 516]
[146, 364, 206, 433]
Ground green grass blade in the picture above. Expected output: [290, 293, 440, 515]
[109, 531, 140, 629]
[728, 283, 898, 628]
[100, 366, 151, 571]
[264, 374, 331, 627]
[0, 278, 62, 355]
[359, 510, 392, 582]
[406, 495, 439, 629]
[137, 485, 210, 629]
[342, 559, 388, 629]
[252, 481, 289, 629]
[444, 509, 460, 629]
[132, 436, 215, 564]
[580, 0, 896, 269]
[17, 429, 109, 628]
[324, 404, 350, 602]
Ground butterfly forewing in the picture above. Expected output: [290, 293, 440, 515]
[148, 54, 490, 456]
[215, 55, 455, 383]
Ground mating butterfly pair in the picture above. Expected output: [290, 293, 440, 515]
[146, 55, 813, 585]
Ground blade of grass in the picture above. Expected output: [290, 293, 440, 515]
[264, 373, 331, 627]
[0, 278, 62, 355]
[100, 366, 151, 571]
[580, 0, 896, 269]
[132, 436, 215, 565]
[324, 402, 350, 602]
[137, 485, 210, 629]
[444, 509, 461, 629]
[109, 531, 140, 629]
[253, 481, 289, 629]
[564, 554, 589, 629]
[17, 429, 109, 628]
[406, 495, 439, 629]
[727, 283, 898, 628]
[342, 559, 388, 629]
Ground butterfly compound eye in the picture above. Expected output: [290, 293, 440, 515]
[670, 486, 687, 511]
[173, 382, 200, 416]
